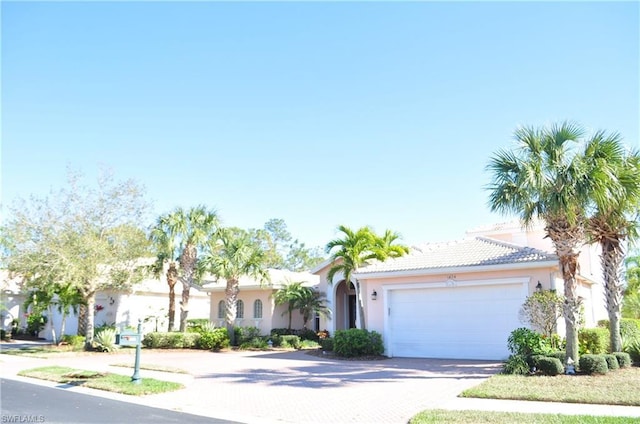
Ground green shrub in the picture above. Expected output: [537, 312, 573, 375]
[536, 356, 564, 376]
[270, 328, 292, 337]
[320, 337, 334, 352]
[297, 328, 319, 342]
[578, 327, 610, 354]
[548, 351, 566, 363]
[613, 352, 632, 368]
[624, 338, 640, 364]
[142, 332, 200, 349]
[26, 313, 47, 336]
[280, 335, 301, 349]
[239, 337, 268, 350]
[333, 329, 383, 358]
[0, 329, 9, 341]
[62, 335, 85, 348]
[300, 339, 320, 349]
[507, 328, 551, 356]
[502, 354, 530, 375]
[234, 326, 262, 346]
[579, 354, 609, 375]
[93, 328, 118, 352]
[197, 328, 230, 351]
[186, 319, 210, 332]
[603, 354, 619, 371]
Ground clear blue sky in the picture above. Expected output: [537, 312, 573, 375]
[2, 1, 638, 250]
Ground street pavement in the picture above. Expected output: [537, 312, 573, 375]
[1, 340, 640, 423]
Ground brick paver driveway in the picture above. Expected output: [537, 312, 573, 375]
[135, 349, 501, 423]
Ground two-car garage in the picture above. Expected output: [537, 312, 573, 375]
[384, 278, 529, 360]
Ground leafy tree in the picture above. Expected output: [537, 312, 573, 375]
[624, 253, 640, 295]
[487, 122, 600, 363]
[273, 281, 307, 330]
[249, 219, 324, 271]
[584, 137, 640, 352]
[297, 288, 331, 329]
[152, 206, 219, 332]
[518, 290, 564, 339]
[199, 228, 269, 345]
[325, 225, 408, 330]
[0, 169, 150, 349]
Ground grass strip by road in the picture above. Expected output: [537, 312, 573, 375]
[461, 367, 640, 406]
[18, 366, 184, 396]
[409, 410, 638, 423]
[109, 362, 189, 374]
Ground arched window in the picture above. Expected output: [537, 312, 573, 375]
[253, 299, 263, 319]
[217, 300, 225, 319]
[237, 300, 244, 319]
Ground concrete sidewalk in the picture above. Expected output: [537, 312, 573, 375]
[1, 342, 639, 423]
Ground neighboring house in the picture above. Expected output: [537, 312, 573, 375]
[312, 221, 607, 361]
[0, 270, 211, 340]
[201, 269, 320, 335]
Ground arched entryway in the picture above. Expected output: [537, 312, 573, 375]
[334, 280, 357, 330]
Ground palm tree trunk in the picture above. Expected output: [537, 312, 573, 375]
[180, 284, 190, 332]
[225, 279, 239, 345]
[179, 245, 197, 332]
[354, 279, 366, 330]
[601, 239, 625, 352]
[167, 262, 178, 332]
[77, 304, 87, 336]
[48, 304, 58, 345]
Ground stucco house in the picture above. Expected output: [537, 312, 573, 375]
[201, 269, 320, 335]
[1, 270, 211, 340]
[312, 221, 607, 360]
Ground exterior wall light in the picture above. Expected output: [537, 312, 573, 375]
[371, 290, 377, 301]
[536, 281, 543, 292]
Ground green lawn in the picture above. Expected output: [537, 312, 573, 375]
[409, 410, 638, 424]
[18, 366, 183, 396]
[461, 367, 640, 406]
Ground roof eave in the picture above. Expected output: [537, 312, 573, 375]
[354, 260, 560, 280]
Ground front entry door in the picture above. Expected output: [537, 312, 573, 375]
[348, 294, 357, 328]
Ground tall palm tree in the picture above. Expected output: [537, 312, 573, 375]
[584, 138, 640, 351]
[273, 281, 306, 330]
[199, 228, 269, 345]
[325, 225, 408, 330]
[297, 288, 331, 329]
[149, 221, 180, 332]
[153, 206, 219, 332]
[487, 122, 594, 363]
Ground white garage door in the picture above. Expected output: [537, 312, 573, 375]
[387, 282, 525, 360]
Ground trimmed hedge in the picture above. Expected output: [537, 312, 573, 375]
[579, 354, 609, 375]
[536, 356, 564, 376]
[320, 337, 334, 352]
[142, 332, 200, 349]
[614, 352, 632, 368]
[603, 354, 619, 371]
[334, 329, 383, 358]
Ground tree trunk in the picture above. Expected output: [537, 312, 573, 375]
[354, 279, 366, 330]
[546, 220, 584, 365]
[225, 279, 239, 346]
[47, 305, 57, 344]
[77, 304, 87, 336]
[287, 308, 292, 330]
[167, 262, 178, 332]
[60, 313, 67, 345]
[84, 292, 97, 350]
[601, 239, 625, 352]
[179, 245, 197, 332]
[179, 284, 190, 332]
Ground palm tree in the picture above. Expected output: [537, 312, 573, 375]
[584, 136, 640, 352]
[325, 225, 408, 330]
[153, 206, 219, 332]
[273, 281, 306, 330]
[297, 288, 331, 329]
[199, 228, 269, 345]
[487, 121, 594, 363]
[149, 221, 180, 332]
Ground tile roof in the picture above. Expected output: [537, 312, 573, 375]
[356, 237, 558, 274]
